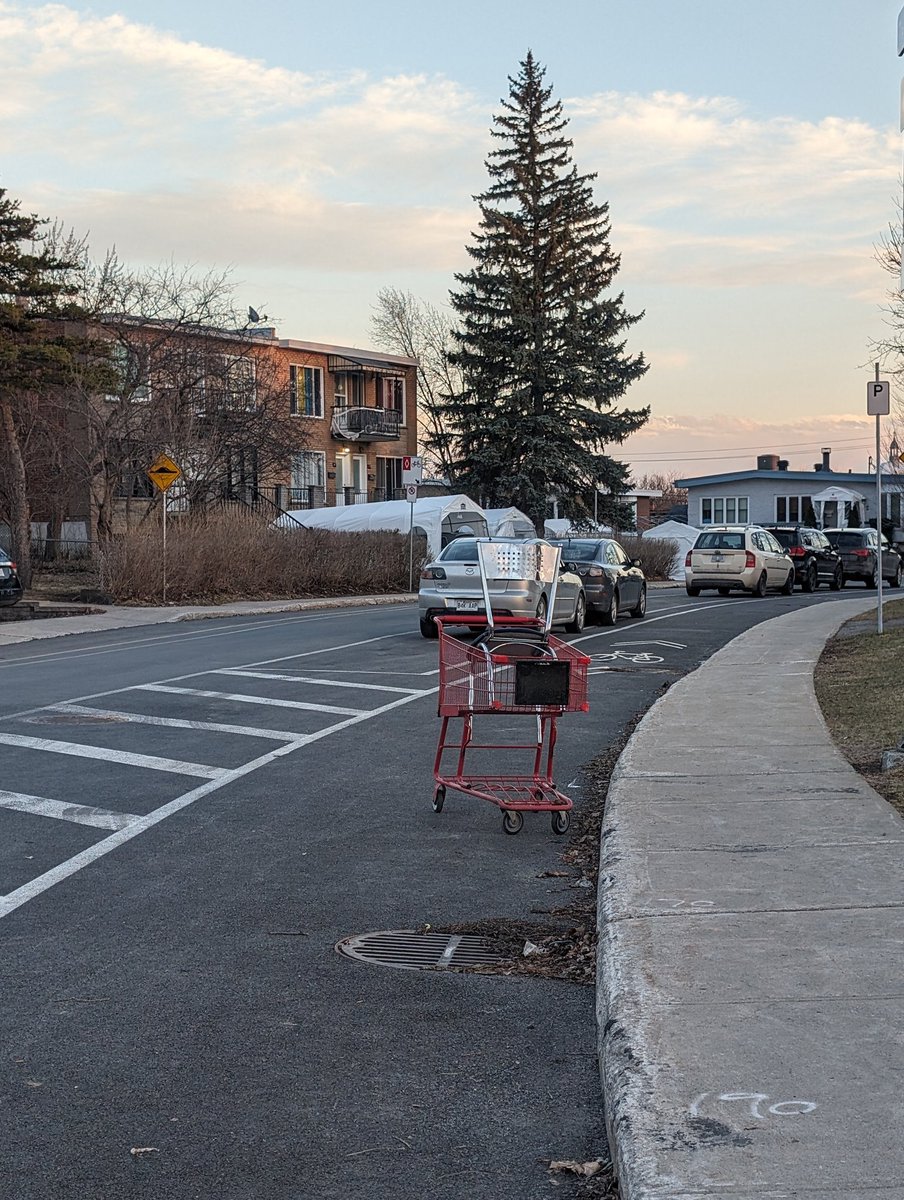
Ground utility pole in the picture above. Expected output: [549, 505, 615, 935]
[867, 367, 890, 634]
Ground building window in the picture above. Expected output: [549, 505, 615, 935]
[775, 495, 813, 523]
[223, 354, 256, 409]
[376, 376, 405, 422]
[700, 496, 749, 525]
[292, 450, 326, 489]
[290, 365, 323, 417]
[376, 456, 404, 499]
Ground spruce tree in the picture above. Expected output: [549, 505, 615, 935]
[0, 189, 105, 583]
[444, 52, 649, 532]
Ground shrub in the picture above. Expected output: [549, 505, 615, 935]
[99, 511, 427, 604]
[617, 534, 679, 581]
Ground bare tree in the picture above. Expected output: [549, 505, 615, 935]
[370, 287, 461, 481]
[62, 253, 304, 540]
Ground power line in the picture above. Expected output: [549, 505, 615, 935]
[627, 435, 873, 461]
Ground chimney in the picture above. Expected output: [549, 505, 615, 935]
[821, 447, 831, 472]
[757, 453, 780, 471]
[778, 459, 789, 471]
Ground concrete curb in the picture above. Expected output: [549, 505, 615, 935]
[0, 594, 416, 648]
[596, 596, 890, 1199]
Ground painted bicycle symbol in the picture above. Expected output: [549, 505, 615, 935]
[588, 649, 664, 672]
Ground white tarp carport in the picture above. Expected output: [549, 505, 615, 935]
[641, 520, 699, 580]
[484, 507, 536, 538]
[273, 494, 489, 559]
[811, 485, 865, 529]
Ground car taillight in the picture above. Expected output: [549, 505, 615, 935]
[745, 551, 756, 568]
[788, 546, 807, 557]
[420, 566, 446, 580]
[685, 551, 692, 567]
[852, 549, 870, 558]
[9, 562, 15, 570]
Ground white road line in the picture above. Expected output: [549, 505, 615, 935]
[49, 705, 298, 742]
[571, 601, 735, 647]
[136, 684, 365, 717]
[0, 633, 412, 727]
[0, 611, 414, 671]
[0, 686, 436, 920]
[0, 790, 138, 831]
[215, 670, 421, 695]
[0, 733, 225, 779]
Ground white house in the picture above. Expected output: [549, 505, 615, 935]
[677, 451, 903, 537]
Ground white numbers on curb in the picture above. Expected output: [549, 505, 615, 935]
[689, 1092, 817, 1120]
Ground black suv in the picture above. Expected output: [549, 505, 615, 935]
[763, 527, 843, 592]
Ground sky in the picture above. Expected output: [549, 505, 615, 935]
[2, 0, 903, 478]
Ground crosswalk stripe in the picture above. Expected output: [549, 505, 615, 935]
[0, 733, 224, 778]
[49, 705, 298, 742]
[0, 790, 137, 831]
[215, 670, 422, 695]
[136, 684, 365, 717]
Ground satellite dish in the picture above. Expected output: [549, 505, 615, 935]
[248, 306, 260, 323]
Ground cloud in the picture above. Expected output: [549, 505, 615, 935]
[622, 412, 880, 476]
[0, 2, 896, 313]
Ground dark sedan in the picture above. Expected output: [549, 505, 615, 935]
[0, 549, 23, 606]
[549, 537, 646, 624]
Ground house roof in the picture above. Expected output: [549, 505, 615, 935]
[676, 469, 887, 488]
[278, 338, 416, 367]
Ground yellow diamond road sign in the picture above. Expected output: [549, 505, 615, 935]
[146, 454, 182, 493]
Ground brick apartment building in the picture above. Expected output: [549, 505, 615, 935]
[274, 337, 418, 511]
[19, 324, 419, 548]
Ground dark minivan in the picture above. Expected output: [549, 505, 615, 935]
[763, 526, 843, 592]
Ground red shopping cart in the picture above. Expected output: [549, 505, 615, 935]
[431, 541, 590, 835]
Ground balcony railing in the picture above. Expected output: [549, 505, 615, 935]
[330, 405, 401, 442]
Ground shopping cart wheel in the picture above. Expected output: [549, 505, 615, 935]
[502, 810, 524, 835]
[432, 785, 446, 813]
[551, 810, 571, 835]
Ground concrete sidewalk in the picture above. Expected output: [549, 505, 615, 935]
[597, 597, 903, 1200]
[0, 593, 416, 647]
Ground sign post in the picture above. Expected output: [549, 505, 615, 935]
[405, 482, 419, 591]
[146, 454, 182, 604]
[867, 371, 890, 634]
[402, 458, 424, 593]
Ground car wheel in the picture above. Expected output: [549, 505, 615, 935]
[888, 564, 903, 590]
[419, 617, 438, 639]
[629, 585, 647, 618]
[752, 572, 768, 598]
[830, 565, 844, 591]
[686, 585, 701, 597]
[781, 569, 794, 595]
[566, 592, 586, 633]
[866, 568, 878, 589]
[802, 562, 817, 593]
[535, 594, 549, 623]
[600, 590, 618, 625]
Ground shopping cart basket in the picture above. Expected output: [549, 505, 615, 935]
[431, 541, 590, 835]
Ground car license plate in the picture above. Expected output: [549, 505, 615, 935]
[456, 601, 479, 612]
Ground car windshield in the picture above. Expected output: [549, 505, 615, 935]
[550, 540, 603, 561]
[695, 532, 744, 550]
[826, 532, 865, 548]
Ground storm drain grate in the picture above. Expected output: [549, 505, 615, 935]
[336, 930, 502, 972]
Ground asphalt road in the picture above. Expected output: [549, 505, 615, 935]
[0, 587, 867, 1199]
